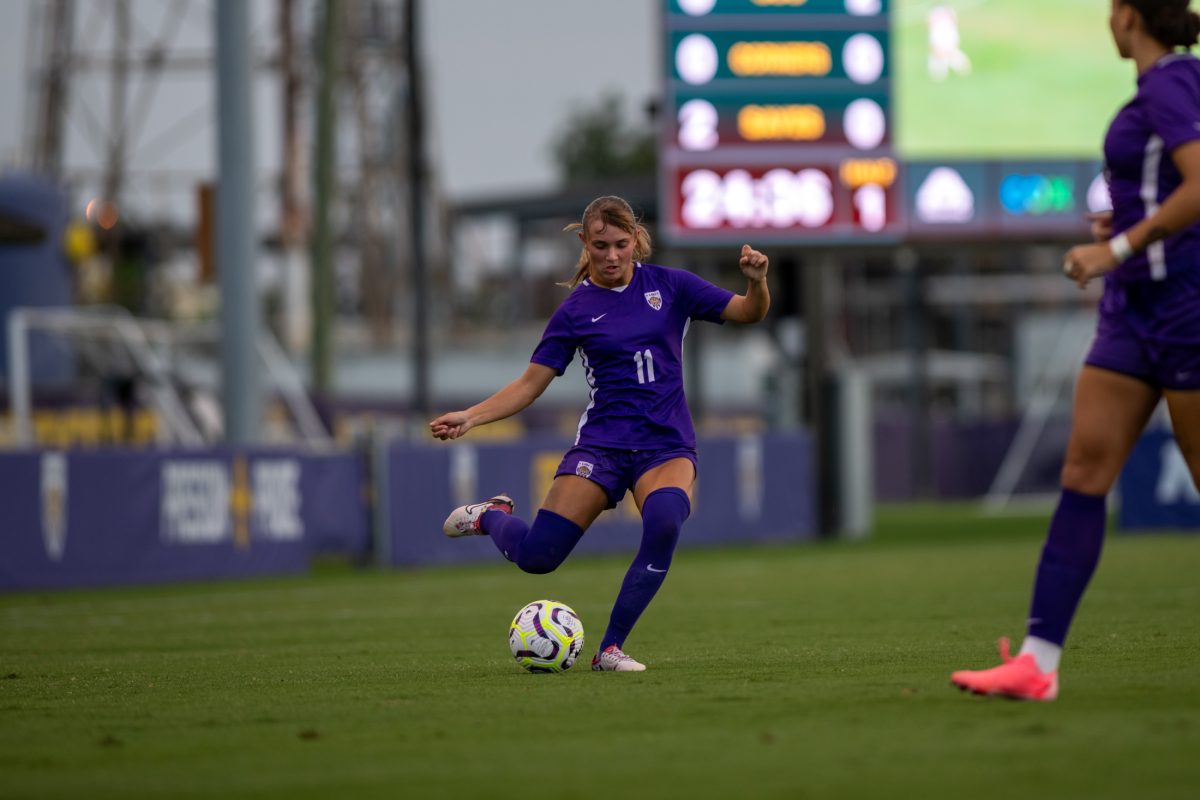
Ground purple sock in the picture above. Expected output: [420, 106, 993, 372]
[600, 487, 690, 651]
[482, 508, 583, 574]
[480, 510, 528, 563]
[1027, 488, 1107, 646]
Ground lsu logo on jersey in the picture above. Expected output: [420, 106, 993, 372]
[644, 290, 662, 311]
[575, 460, 594, 478]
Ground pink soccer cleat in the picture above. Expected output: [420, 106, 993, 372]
[441, 494, 514, 538]
[591, 644, 646, 672]
[951, 637, 1059, 701]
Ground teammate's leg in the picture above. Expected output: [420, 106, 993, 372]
[594, 457, 694, 672]
[952, 366, 1158, 699]
[1164, 389, 1200, 489]
[1027, 367, 1159, 654]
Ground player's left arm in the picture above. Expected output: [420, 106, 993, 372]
[1064, 140, 1200, 287]
[720, 244, 770, 323]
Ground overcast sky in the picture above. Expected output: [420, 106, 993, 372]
[424, 0, 658, 198]
[0, 0, 659, 208]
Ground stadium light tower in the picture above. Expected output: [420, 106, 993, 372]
[28, 0, 73, 178]
[22, 0, 445, 422]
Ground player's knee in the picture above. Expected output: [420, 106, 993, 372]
[515, 551, 563, 575]
[1059, 460, 1116, 495]
[515, 510, 584, 574]
[642, 487, 690, 524]
[638, 487, 689, 566]
[1059, 445, 1121, 495]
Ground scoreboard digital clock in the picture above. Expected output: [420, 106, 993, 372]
[672, 159, 898, 238]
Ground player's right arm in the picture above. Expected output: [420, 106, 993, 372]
[428, 363, 557, 440]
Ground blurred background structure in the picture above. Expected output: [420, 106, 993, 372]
[2, 0, 1195, 591]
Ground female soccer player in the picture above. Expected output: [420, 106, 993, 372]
[952, 0, 1200, 700]
[430, 195, 770, 672]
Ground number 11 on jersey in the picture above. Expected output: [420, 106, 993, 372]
[634, 349, 656, 384]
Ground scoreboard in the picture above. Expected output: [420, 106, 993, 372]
[659, 0, 1109, 245]
[662, 0, 897, 243]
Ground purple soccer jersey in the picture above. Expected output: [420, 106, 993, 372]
[530, 262, 734, 449]
[1104, 52, 1200, 282]
[1086, 53, 1200, 389]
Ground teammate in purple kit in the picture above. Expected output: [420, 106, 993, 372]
[952, 0, 1200, 701]
[430, 195, 770, 672]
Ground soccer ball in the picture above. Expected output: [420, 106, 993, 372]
[508, 600, 585, 673]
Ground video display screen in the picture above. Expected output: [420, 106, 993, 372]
[660, 0, 1117, 242]
[892, 0, 1130, 159]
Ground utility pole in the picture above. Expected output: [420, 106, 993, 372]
[279, 0, 310, 353]
[311, 0, 339, 394]
[803, 253, 838, 536]
[102, 0, 130, 214]
[348, 7, 390, 345]
[32, 0, 73, 177]
[215, 0, 263, 444]
[405, 0, 430, 420]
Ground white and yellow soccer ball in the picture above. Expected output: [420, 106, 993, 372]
[508, 600, 585, 673]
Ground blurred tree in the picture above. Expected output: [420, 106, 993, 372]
[552, 93, 657, 182]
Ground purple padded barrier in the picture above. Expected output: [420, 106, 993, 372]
[386, 433, 815, 567]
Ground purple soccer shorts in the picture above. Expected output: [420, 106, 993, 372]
[1085, 269, 1200, 390]
[553, 445, 697, 509]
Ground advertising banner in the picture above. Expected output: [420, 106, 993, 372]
[1118, 429, 1200, 532]
[0, 449, 368, 590]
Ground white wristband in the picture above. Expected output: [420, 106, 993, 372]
[1109, 232, 1134, 263]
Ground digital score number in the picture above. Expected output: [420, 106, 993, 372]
[672, 158, 898, 238]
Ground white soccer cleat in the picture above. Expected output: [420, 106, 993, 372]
[591, 644, 646, 672]
[442, 494, 514, 538]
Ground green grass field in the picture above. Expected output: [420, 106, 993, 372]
[894, 0, 1132, 158]
[3, 504, 1198, 799]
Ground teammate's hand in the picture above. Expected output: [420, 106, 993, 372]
[1087, 210, 1113, 243]
[1061, 242, 1115, 289]
[429, 411, 472, 440]
[739, 244, 769, 282]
